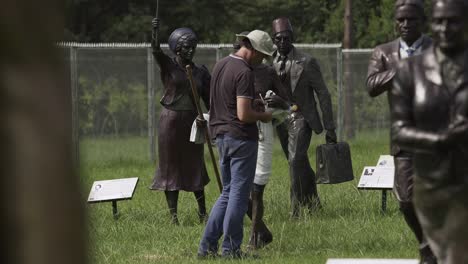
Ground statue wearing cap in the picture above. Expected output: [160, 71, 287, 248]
[149, 18, 211, 225]
[270, 17, 337, 217]
[366, 2, 436, 263]
[390, 0, 468, 263]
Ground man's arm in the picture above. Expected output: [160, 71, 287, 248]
[366, 47, 396, 97]
[237, 97, 272, 123]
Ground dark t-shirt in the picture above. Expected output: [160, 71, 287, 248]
[209, 55, 258, 140]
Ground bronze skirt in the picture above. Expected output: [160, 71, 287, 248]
[150, 108, 209, 192]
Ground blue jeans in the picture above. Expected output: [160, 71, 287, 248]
[198, 135, 258, 256]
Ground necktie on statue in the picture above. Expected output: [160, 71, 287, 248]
[406, 48, 416, 57]
[279, 55, 288, 82]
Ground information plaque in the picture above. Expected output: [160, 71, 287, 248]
[87, 177, 139, 219]
[357, 166, 394, 189]
[88, 177, 139, 203]
[357, 155, 395, 212]
[326, 259, 418, 264]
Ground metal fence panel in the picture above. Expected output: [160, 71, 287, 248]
[61, 43, 393, 164]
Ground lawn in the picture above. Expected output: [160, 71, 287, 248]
[80, 130, 418, 264]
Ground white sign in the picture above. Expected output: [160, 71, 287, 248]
[357, 166, 394, 189]
[88, 177, 139, 203]
[326, 259, 418, 264]
[376, 155, 394, 167]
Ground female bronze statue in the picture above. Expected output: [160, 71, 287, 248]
[149, 18, 210, 225]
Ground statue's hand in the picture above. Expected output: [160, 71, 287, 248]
[195, 117, 207, 128]
[152, 17, 160, 31]
[151, 18, 160, 50]
[448, 118, 468, 143]
[265, 95, 289, 110]
[325, 130, 337, 144]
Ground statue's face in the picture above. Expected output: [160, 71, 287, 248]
[432, 2, 467, 53]
[273, 31, 293, 56]
[395, 5, 424, 45]
[177, 37, 197, 62]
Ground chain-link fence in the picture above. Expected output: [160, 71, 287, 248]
[61, 43, 385, 165]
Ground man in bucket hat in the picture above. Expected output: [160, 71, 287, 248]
[198, 29, 273, 259]
[270, 17, 337, 217]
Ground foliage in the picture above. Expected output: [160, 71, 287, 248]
[65, 0, 433, 48]
[79, 76, 148, 137]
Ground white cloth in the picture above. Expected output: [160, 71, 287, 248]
[189, 113, 210, 144]
[254, 121, 274, 185]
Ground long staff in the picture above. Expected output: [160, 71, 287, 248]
[186, 65, 223, 192]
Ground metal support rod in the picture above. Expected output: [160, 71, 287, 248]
[381, 190, 387, 213]
[70, 46, 80, 166]
[337, 47, 344, 141]
[112, 200, 119, 219]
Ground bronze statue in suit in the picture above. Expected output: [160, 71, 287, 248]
[390, 0, 468, 263]
[269, 17, 336, 217]
[366, 1, 436, 263]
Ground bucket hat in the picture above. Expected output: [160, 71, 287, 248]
[235, 30, 276, 56]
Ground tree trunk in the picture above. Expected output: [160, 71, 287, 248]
[343, 0, 355, 139]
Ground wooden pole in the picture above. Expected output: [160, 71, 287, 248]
[185, 65, 223, 193]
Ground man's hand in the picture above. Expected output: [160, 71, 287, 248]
[325, 130, 337, 144]
[195, 117, 207, 128]
[265, 95, 289, 110]
[253, 99, 266, 112]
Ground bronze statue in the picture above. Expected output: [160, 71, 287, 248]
[149, 18, 211, 225]
[390, 0, 468, 263]
[366, 1, 436, 263]
[270, 17, 337, 217]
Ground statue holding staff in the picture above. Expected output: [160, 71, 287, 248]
[149, 17, 211, 225]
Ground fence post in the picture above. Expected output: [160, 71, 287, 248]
[337, 47, 344, 142]
[147, 47, 156, 163]
[70, 45, 80, 166]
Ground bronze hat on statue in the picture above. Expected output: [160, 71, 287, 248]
[272, 17, 293, 35]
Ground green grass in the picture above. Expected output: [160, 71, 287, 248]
[81, 130, 418, 264]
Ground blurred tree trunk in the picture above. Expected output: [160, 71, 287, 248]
[343, 0, 355, 139]
[0, 1, 87, 264]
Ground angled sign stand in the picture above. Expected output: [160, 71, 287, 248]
[357, 155, 394, 212]
[87, 177, 139, 219]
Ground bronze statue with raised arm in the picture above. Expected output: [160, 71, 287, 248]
[149, 18, 211, 225]
[390, 0, 468, 262]
[366, 1, 436, 263]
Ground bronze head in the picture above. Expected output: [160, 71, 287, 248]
[431, 0, 468, 54]
[168, 28, 198, 63]
[394, 0, 426, 46]
[272, 17, 294, 56]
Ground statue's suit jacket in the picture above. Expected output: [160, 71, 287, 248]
[390, 46, 468, 262]
[366, 35, 432, 154]
[273, 47, 335, 134]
